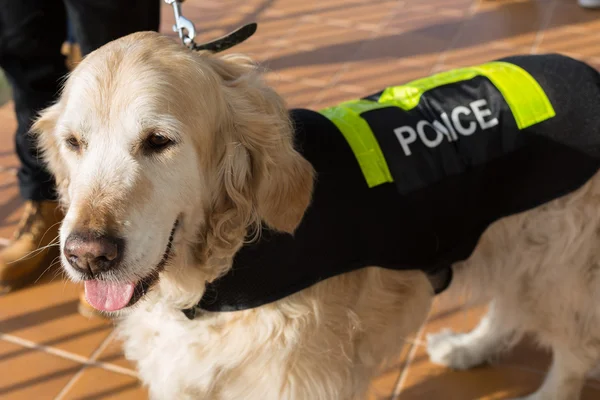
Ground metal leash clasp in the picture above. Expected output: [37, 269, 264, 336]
[164, 0, 258, 54]
[165, 0, 197, 48]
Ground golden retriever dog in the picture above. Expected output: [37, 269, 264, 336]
[33, 31, 600, 400]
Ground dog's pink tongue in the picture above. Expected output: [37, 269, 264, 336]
[84, 280, 135, 312]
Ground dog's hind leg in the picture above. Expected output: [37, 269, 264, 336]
[511, 343, 599, 400]
[426, 300, 518, 370]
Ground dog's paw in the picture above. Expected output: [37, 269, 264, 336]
[426, 329, 488, 370]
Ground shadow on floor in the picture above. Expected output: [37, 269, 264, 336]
[260, 1, 594, 70]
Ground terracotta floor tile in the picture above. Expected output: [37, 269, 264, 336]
[545, 1, 600, 32]
[333, 59, 439, 97]
[397, 341, 600, 399]
[397, 349, 540, 400]
[451, 0, 554, 50]
[310, 88, 358, 110]
[224, 18, 307, 62]
[384, 4, 466, 36]
[95, 337, 136, 372]
[440, 43, 534, 69]
[263, 20, 373, 85]
[179, 0, 313, 37]
[537, 31, 600, 60]
[543, 35, 600, 61]
[478, 0, 554, 10]
[308, 0, 401, 31]
[368, 341, 414, 400]
[260, 0, 318, 19]
[412, 0, 476, 11]
[0, 339, 82, 400]
[61, 367, 147, 400]
[536, 3, 600, 59]
[265, 73, 328, 108]
[352, 7, 462, 69]
[311, 0, 378, 14]
[0, 278, 114, 358]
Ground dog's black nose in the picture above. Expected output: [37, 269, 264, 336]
[64, 232, 124, 275]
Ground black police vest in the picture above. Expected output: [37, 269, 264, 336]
[189, 54, 600, 315]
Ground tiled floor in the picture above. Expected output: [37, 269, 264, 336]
[0, 0, 599, 398]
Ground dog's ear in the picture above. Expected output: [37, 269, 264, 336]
[210, 54, 315, 234]
[31, 103, 70, 206]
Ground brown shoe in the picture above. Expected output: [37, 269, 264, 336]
[0, 201, 63, 294]
[61, 41, 82, 71]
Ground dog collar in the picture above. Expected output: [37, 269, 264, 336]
[180, 267, 452, 320]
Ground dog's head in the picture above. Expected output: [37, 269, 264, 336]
[33, 32, 314, 313]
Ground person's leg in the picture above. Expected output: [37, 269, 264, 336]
[0, 0, 67, 202]
[0, 0, 68, 293]
[64, 0, 161, 58]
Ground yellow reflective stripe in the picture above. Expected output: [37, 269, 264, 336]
[320, 100, 393, 188]
[378, 61, 555, 129]
[320, 61, 556, 188]
[477, 62, 555, 129]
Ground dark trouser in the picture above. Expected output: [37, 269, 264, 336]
[0, 0, 160, 201]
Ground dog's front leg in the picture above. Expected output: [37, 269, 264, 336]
[426, 300, 517, 370]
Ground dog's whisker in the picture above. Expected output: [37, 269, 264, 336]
[6, 238, 61, 265]
[34, 255, 63, 284]
[36, 221, 63, 247]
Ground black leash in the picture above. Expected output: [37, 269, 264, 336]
[192, 23, 257, 53]
[165, 0, 257, 53]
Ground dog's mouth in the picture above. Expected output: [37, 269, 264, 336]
[83, 218, 180, 312]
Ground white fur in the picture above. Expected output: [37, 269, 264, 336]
[34, 32, 600, 399]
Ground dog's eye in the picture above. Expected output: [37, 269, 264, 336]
[65, 136, 81, 151]
[144, 133, 173, 152]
